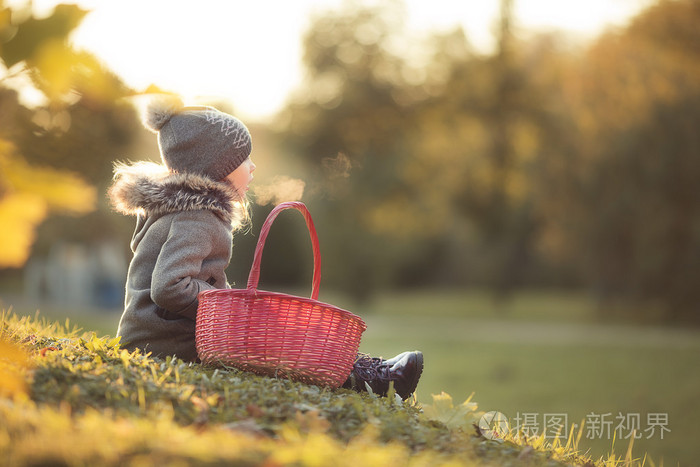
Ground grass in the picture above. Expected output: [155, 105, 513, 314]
[1, 309, 640, 467]
[352, 289, 700, 466]
[2, 288, 697, 465]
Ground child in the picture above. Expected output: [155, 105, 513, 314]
[109, 96, 423, 399]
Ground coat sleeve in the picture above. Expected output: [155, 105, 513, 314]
[150, 212, 217, 320]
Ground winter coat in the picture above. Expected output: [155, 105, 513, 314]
[109, 162, 243, 361]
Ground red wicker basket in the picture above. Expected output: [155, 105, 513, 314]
[195, 201, 366, 388]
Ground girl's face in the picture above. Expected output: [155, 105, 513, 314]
[223, 157, 256, 199]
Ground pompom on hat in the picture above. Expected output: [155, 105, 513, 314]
[142, 95, 252, 181]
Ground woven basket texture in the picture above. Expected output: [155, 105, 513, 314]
[196, 202, 366, 388]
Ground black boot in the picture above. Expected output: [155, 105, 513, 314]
[343, 351, 423, 400]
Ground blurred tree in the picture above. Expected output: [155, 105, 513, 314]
[0, 134, 94, 267]
[278, 0, 567, 301]
[278, 3, 548, 297]
[0, 1, 138, 267]
[279, 2, 419, 301]
[587, 97, 700, 321]
[277, 0, 700, 323]
[550, 0, 700, 321]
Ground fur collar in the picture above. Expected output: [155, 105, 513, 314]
[108, 161, 240, 225]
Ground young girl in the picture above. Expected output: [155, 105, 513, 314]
[109, 96, 423, 399]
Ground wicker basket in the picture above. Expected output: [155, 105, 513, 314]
[195, 202, 366, 388]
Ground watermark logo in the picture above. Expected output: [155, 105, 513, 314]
[478, 411, 510, 439]
[482, 411, 671, 440]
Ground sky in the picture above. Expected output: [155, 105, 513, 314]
[12, 0, 655, 121]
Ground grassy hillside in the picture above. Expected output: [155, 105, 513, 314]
[0, 310, 643, 466]
[355, 290, 698, 466]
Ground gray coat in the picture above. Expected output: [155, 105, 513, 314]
[109, 162, 243, 361]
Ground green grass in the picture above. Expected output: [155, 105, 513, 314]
[3, 288, 697, 465]
[351, 290, 700, 467]
[0, 310, 613, 467]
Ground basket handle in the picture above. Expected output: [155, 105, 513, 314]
[246, 201, 322, 300]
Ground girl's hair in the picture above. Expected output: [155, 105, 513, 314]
[232, 197, 252, 234]
[221, 177, 253, 233]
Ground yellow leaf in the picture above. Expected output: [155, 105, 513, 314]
[422, 391, 481, 430]
[0, 337, 33, 401]
[0, 193, 47, 268]
[0, 139, 96, 267]
[1, 151, 95, 215]
[31, 39, 76, 100]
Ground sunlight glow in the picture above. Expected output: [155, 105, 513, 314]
[8, 0, 654, 121]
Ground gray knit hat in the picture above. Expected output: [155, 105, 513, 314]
[142, 95, 252, 181]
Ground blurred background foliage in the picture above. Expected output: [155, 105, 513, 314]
[0, 0, 138, 269]
[275, 0, 700, 322]
[1, 0, 699, 323]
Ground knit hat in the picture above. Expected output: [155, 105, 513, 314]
[142, 95, 252, 181]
